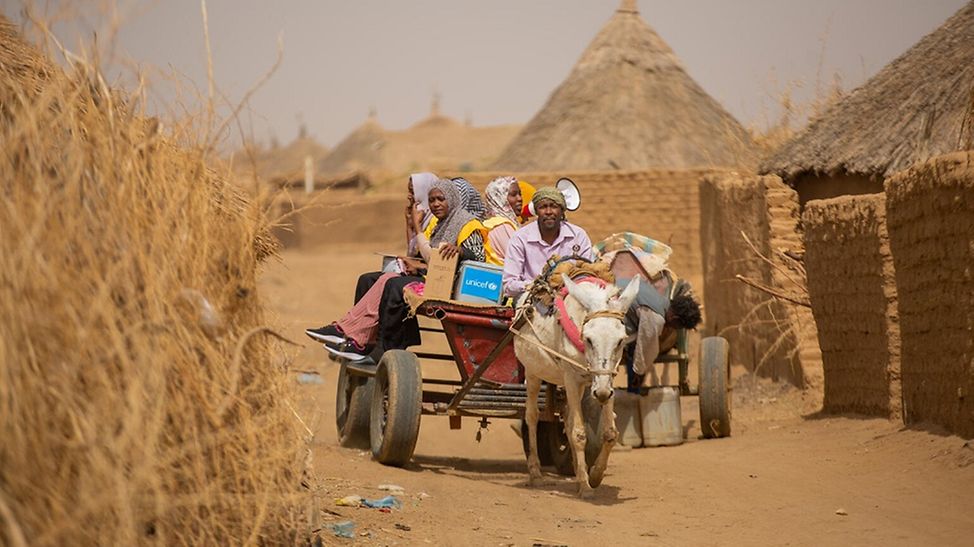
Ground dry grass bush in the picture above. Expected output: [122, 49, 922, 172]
[731, 231, 818, 387]
[0, 15, 308, 546]
[749, 73, 845, 158]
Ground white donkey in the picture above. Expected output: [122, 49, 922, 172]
[514, 273, 639, 497]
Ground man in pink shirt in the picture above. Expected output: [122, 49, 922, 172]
[502, 187, 593, 298]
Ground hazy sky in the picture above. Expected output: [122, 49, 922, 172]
[5, 0, 967, 147]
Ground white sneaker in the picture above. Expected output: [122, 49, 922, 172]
[323, 343, 369, 362]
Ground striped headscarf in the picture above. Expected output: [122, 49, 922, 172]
[485, 176, 519, 224]
[451, 177, 486, 219]
[429, 178, 478, 247]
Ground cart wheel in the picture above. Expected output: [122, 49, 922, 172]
[370, 350, 423, 467]
[539, 397, 605, 478]
[520, 420, 554, 466]
[699, 336, 731, 439]
[335, 362, 374, 449]
[546, 421, 575, 476]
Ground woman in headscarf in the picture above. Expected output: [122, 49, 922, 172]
[451, 177, 487, 220]
[406, 172, 438, 256]
[369, 178, 488, 353]
[307, 172, 436, 346]
[481, 176, 523, 264]
[307, 178, 487, 359]
[412, 178, 487, 263]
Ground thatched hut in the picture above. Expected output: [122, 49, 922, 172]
[490, 0, 755, 171]
[315, 100, 520, 188]
[252, 129, 328, 180]
[407, 92, 461, 130]
[760, 1, 974, 204]
[315, 110, 387, 178]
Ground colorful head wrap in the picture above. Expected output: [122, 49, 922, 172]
[532, 186, 566, 210]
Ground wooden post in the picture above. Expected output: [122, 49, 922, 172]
[304, 155, 313, 194]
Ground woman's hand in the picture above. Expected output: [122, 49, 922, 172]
[411, 205, 425, 233]
[438, 243, 460, 260]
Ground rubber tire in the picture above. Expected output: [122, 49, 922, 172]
[521, 420, 555, 466]
[546, 421, 575, 476]
[335, 362, 374, 449]
[547, 403, 604, 478]
[369, 350, 423, 467]
[699, 336, 731, 438]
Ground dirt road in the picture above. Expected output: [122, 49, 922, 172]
[261, 246, 974, 546]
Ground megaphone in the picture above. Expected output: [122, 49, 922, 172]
[526, 177, 582, 216]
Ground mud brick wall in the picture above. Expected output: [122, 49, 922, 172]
[803, 195, 901, 417]
[885, 152, 974, 437]
[767, 182, 824, 388]
[273, 188, 406, 248]
[452, 169, 725, 303]
[700, 173, 819, 387]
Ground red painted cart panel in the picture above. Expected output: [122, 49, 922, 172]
[417, 301, 523, 384]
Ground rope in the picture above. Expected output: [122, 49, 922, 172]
[512, 259, 626, 380]
[510, 309, 619, 379]
[582, 309, 627, 327]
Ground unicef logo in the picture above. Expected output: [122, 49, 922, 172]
[465, 279, 499, 291]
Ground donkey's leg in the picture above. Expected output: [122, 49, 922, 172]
[587, 396, 618, 488]
[524, 375, 546, 486]
[563, 380, 593, 498]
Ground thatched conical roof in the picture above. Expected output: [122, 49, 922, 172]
[248, 133, 329, 182]
[316, 114, 386, 176]
[761, 1, 974, 181]
[409, 92, 462, 130]
[315, 106, 520, 186]
[491, 0, 755, 171]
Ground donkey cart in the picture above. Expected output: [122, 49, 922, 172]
[330, 298, 731, 472]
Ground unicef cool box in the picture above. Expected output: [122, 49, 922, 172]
[453, 261, 504, 304]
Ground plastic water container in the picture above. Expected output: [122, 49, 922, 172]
[640, 386, 684, 447]
[612, 389, 643, 448]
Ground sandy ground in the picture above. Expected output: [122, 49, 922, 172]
[260, 246, 974, 546]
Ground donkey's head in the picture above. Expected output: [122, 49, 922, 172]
[561, 273, 640, 404]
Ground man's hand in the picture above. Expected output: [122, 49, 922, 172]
[438, 243, 460, 260]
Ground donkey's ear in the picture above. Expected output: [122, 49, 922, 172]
[612, 275, 640, 312]
[560, 273, 578, 295]
[561, 273, 597, 310]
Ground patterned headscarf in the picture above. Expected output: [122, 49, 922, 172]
[451, 177, 487, 219]
[485, 176, 519, 224]
[532, 186, 566, 210]
[429, 178, 478, 247]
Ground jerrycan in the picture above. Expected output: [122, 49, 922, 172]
[612, 388, 643, 448]
[640, 386, 683, 447]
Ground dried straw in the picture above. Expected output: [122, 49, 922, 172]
[491, 0, 756, 171]
[0, 15, 307, 545]
[761, 1, 974, 181]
